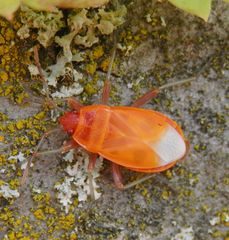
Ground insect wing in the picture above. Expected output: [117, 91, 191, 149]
[99, 107, 186, 170]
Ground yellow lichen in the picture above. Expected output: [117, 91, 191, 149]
[19, 237, 32, 240]
[84, 83, 97, 96]
[70, 233, 77, 240]
[6, 232, 17, 240]
[0, 208, 13, 221]
[0, 154, 6, 165]
[33, 209, 46, 221]
[0, 17, 29, 105]
[4, 28, 15, 41]
[85, 62, 97, 75]
[0, 112, 8, 121]
[0, 71, 8, 83]
[44, 206, 57, 215]
[91, 45, 104, 60]
[0, 180, 5, 186]
[161, 190, 171, 200]
[15, 92, 28, 104]
[11, 149, 18, 156]
[34, 111, 46, 120]
[9, 179, 20, 189]
[0, 123, 6, 131]
[140, 187, 149, 198]
[15, 120, 25, 130]
[7, 123, 16, 132]
[58, 213, 75, 230]
[14, 136, 30, 146]
[14, 218, 22, 226]
[27, 129, 41, 145]
[4, 86, 14, 96]
[165, 170, 173, 179]
[0, 34, 5, 44]
[33, 192, 51, 203]
[100, 58, 110, 72]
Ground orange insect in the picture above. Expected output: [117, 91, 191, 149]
[59, 100, 188, 189]
[24, 41, 191, 191]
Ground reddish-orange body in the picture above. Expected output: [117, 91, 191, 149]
[59, 104, 187, 173]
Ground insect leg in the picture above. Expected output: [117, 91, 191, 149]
[87, 153, 98, 172]
[112, 163, 124, 189]
[101, 34, 117, 105]
[101, 80, 111, 105]
[131, 77, 196, 107]
[123, 174, 155, 189]
[33, 139, 79, 157]
[67, 97, 83, 111]
[87, 153, 98, 201]
[123, 173, 176, 194]
[131, 89, 160, 107]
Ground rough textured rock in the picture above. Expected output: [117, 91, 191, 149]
[0, 0, 228, 239]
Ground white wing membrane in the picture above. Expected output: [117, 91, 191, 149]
[150, 125, 186, 165]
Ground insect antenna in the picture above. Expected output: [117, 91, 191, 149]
[131, 76, 196, 107]
[33, 46, 65, 113]
[106, 34, 117, 83]
[158, 77, 196, 90]
[21, 127, 62, 185]
[21, 46, 67, 185]
[101, 33, 117, 104]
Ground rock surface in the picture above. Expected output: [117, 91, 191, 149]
[0, 0, 228, 239]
